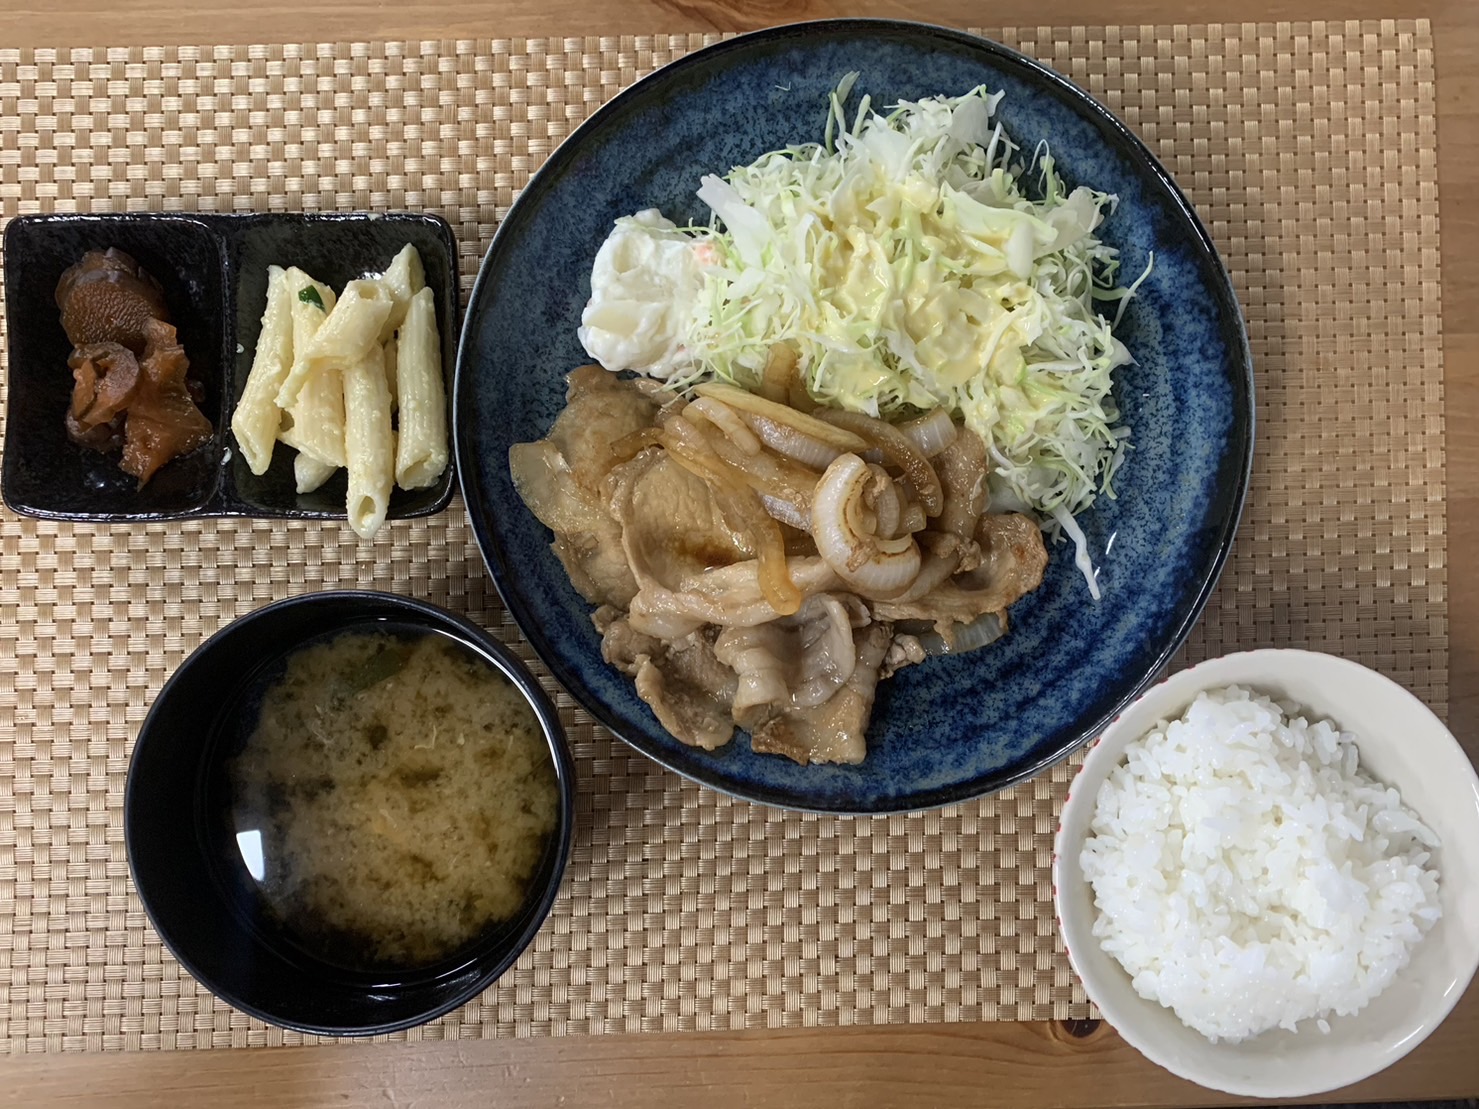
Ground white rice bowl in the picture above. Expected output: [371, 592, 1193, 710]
[1081, 685, 1441, 1042]
[1053, 650, 1479, 1098]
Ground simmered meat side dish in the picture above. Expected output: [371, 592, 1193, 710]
[511, 365, 1048, 766]
[56, 248, 213, 485]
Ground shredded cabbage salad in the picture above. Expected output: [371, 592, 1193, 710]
[580, 79, 1152, 598]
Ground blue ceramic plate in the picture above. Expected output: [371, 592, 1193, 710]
[455, 20, 1253, 814]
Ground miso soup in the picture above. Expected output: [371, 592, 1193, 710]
[224, 625, 560, 972]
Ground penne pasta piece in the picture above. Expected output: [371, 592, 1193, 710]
[280, 362, 348, 468]
[286, 267, 337, 364]
[372, 244, 426, 341]
[267, 267, 347, 468]
[383, 334, 399, 414]
[269, 267, 339, 445]
[294, 452, 338, 494]
[277, 279, 392, 409]
[393, 286, 449, 490]
[343, 343, 395, 540]
[231, 265, 294, 475]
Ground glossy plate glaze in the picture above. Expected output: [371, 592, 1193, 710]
[455, 20, 1254, 813]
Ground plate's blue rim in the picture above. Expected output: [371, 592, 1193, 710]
[454, 18, 1256, 815]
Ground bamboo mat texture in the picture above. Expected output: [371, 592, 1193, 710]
[0, 21, 1445, 1051]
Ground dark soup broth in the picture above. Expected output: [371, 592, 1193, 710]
[218, 623, 559, 973]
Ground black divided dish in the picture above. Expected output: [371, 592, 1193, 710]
[2, 212, 459, 521]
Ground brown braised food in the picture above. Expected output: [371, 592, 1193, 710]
[56, 248, 213, 485]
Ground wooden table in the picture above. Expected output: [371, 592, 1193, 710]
[1, 0, 1475, 1105]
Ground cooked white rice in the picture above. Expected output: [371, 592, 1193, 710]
[1080, 685, 1442, 1043]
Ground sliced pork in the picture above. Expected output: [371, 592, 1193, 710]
[510, 368, 1051, 766]
[509, 366, 662, 607]
[748, 623, 893, 766]
[596, 608, 737, 750]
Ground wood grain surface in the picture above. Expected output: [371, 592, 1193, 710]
[2, 0, 1476, 1106]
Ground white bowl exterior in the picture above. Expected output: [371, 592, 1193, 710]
[1053, 649, 1479, 1098]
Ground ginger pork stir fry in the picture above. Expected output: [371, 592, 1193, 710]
[510, 365, 1048, 767]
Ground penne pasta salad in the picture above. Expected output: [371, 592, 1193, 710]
[232, 244, 450, 540]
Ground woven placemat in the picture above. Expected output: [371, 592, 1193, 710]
[0, 21, 1444, 1052]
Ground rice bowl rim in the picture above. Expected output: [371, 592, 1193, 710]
[1050, 647, 1479, 1098]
